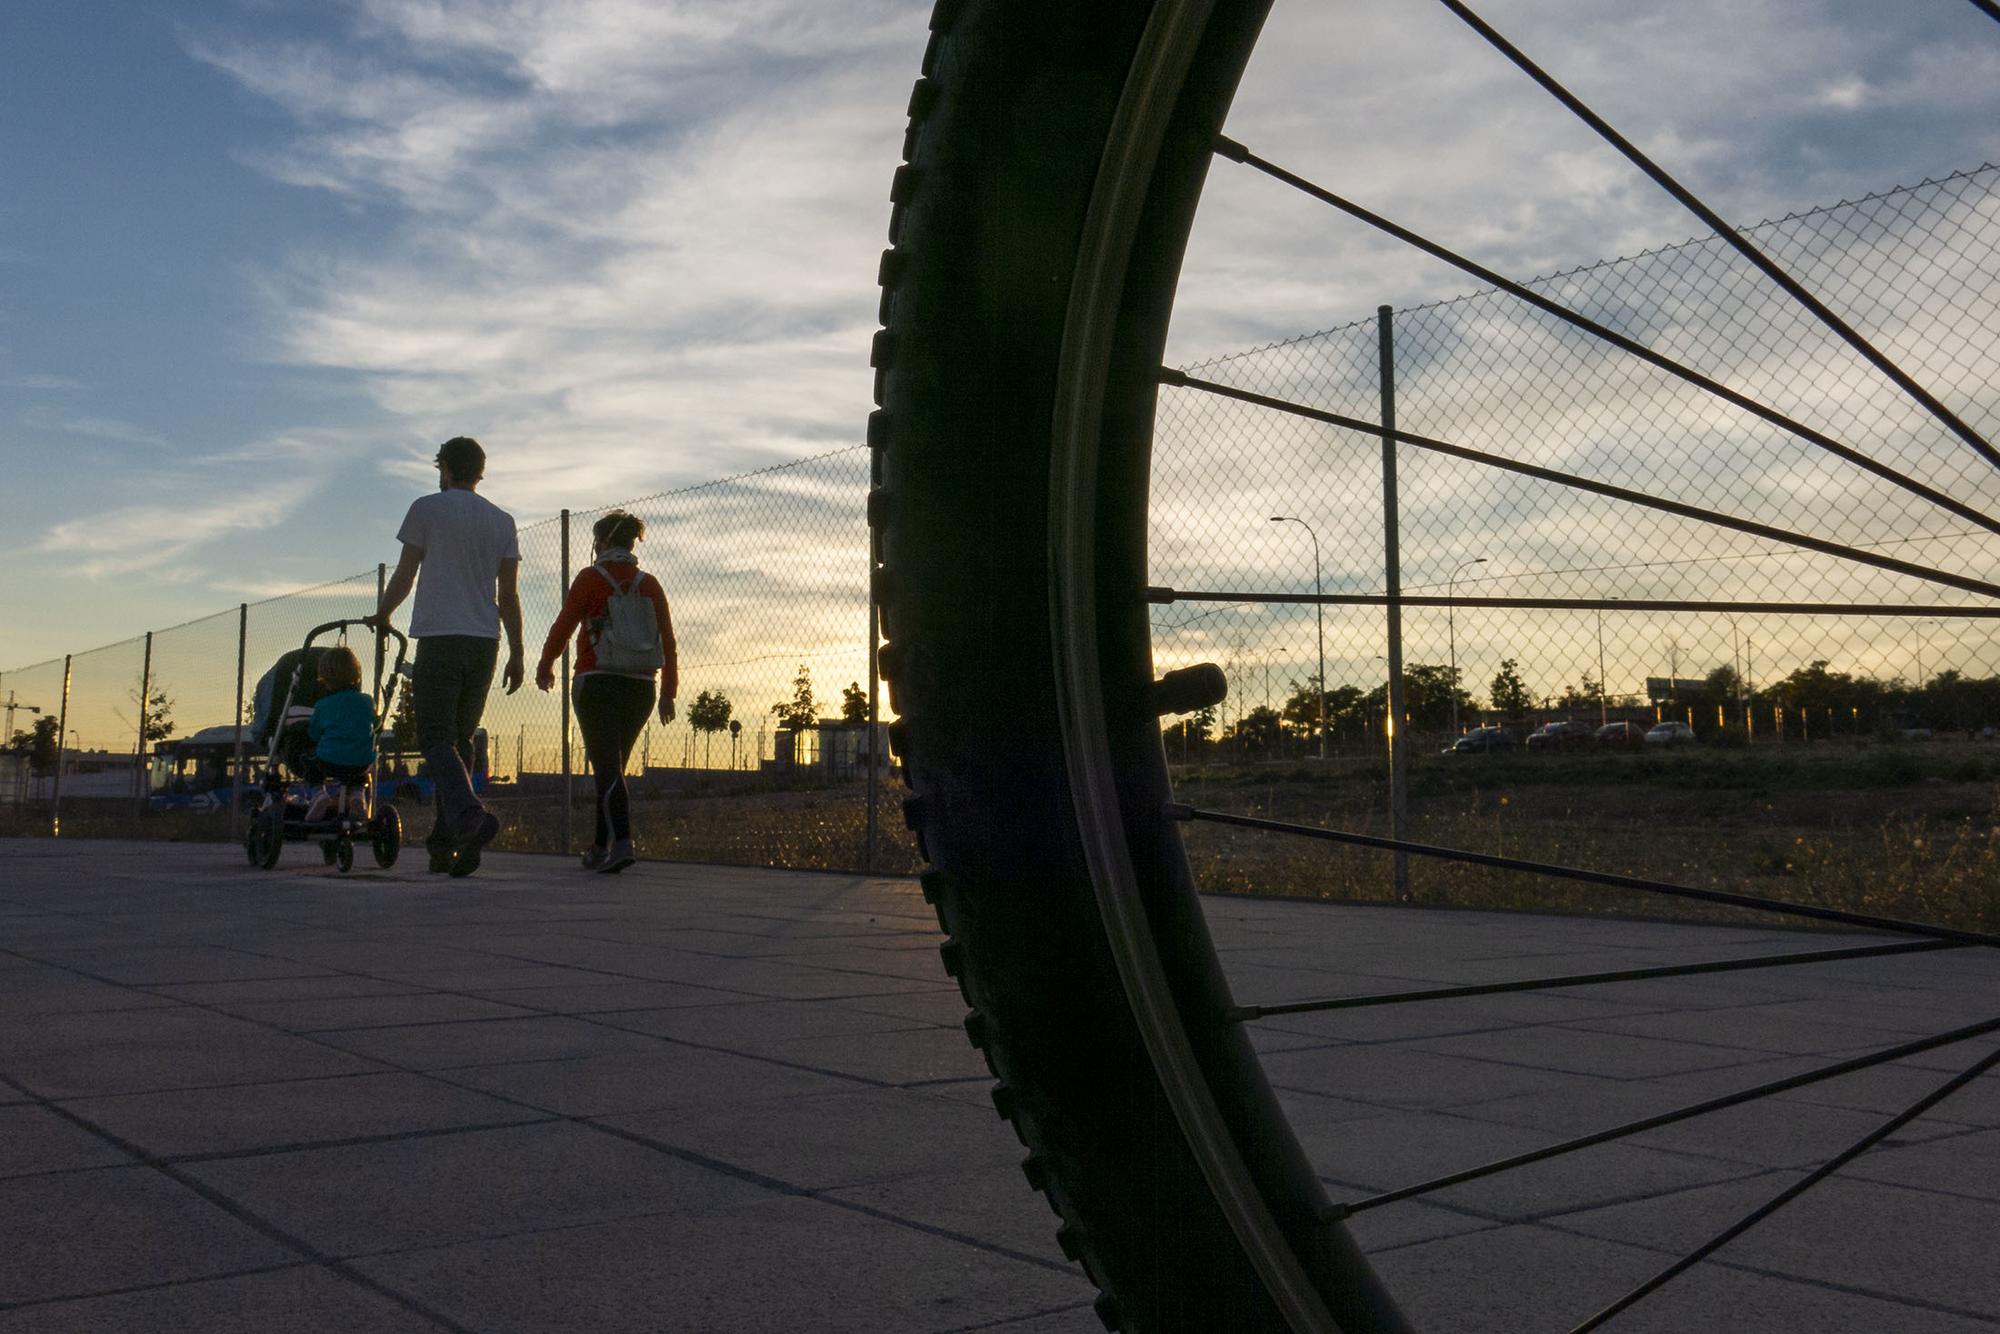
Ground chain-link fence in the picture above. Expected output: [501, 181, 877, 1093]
[5, 166, 1997, 906]
[2, 445, 919, 875]
[1153, 163, 2000, 920]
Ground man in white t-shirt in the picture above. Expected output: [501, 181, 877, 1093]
[365, 436, 524, 876]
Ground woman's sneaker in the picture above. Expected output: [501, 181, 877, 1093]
[579, 845, 610, 871]
[599, 840, 636, 874]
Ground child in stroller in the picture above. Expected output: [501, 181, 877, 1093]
[244, 620, 408, 873]
[304, 647, 375, 826]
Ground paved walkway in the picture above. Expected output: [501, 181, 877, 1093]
[0, 841, 1993, 1332]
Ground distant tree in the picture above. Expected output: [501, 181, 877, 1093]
[388, 685, 418, 754]
[130, 683, 175, 745]
[1228, 704, 1285, 757]
[1558, 673, 1604, 712]
[1362, 664, 1471, 731]
[7, 717, 61, 774]
[1162, 704, 1215, 761]
[1281, 675, 1324, 745]
[1489, 659, 1532, 719]
[688, 690, 734, 767]
[841, 681, 869, 724]
[770, 665, 819, 732]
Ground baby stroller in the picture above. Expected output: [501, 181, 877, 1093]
[242, 620, 410, 873]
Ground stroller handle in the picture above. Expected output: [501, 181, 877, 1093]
[304, 619, 409, 655]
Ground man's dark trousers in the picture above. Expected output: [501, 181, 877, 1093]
[414, 635, 497, 850]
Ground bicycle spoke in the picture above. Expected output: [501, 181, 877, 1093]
[1211, 135, 2000, 538]
[1228, 940, 1962, 1022]
[1431, 0, 2000, 473]
[1325, 1013, 2000, 1220]
[1569, 1041, 2000, 1332]
[1165, 804, 2000, 947]
[1146, 588, 2000, 619]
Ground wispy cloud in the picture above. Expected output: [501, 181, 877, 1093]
[3, 374, 84, 391]
[41, 476, 316, 578]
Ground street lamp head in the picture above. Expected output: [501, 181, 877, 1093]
[1268, 515, 1286, 523]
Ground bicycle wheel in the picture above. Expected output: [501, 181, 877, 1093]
[873, 2, 1401, 1329]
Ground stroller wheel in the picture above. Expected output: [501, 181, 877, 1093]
[334, 838, 355, 873]
[255, 805, 284, 870]
[242, 818, 264, 866]
[320, 840, 338, 866]
[371, 802, 402, 869]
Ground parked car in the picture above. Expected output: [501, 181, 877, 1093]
[1526, 720, 1596, 752]
[1645, 721, 1697, 747]
[1595, 721, 1647, 749]
[1446, 726, 1518, 755]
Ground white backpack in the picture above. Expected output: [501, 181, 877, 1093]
[589, 564, 664, 673]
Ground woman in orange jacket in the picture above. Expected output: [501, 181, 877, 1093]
[536, 510, 677, 873]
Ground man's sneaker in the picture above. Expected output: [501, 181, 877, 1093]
[453, 809, 501, 854]
[599, 840, 636, 875]
[447, 845, 481, 879]
[579, 845, 610, 871]
[426, 844, 455, 874]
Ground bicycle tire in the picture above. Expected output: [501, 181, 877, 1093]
[872, 3, 1407, 1330]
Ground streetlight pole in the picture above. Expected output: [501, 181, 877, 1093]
[1269, 516, 1325, 759]
[1595, 600, 1614, 728]
[1446, 557, 1486, 737]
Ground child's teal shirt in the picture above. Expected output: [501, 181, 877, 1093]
[309, 687, 377, 768]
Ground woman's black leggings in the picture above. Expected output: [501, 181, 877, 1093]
[572, 674, 656, 848]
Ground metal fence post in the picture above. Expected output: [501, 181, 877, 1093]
[865, 465, 882, 874]
[51, 655, 70, 837]
[135, 630, 153, 822]
[559, 509, 573, 855]
[230, 604, 248, 844]
[1378, 305, 1411, 901]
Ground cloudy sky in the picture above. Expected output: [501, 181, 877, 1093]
[4, 0, 1998, 676]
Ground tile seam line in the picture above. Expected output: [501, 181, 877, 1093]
[0, 1070, 484, 1334]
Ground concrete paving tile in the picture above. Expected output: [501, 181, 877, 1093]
[1600, 1262, 2000, 1334]
[1835, 1126, 2000, 1202]
[183, 1120, 774, 1258]
[2, 1008, 383, 1099]
[1564, 1001, 1938, 1056]
[439, 1047, 862, 1117]
[0, 1265, 450, 1334]
[353, 1195, 1093, 1334]
[150, 975, 430, 1006]
[308, 1014, 664, 1070]
[823, 987, 971, 1026]
[465, 977, 750, 1013]
[0, 965, 182, 1016]
[588, 997, 937, 1048]
[1409, 1023, 1770, 1079]
[749, 1025, 993, 1086]
[64, 1071, 550, 1158]
[1555, 1173, 2000, 1315]
[0, 1166, 294, 1306]
[1259, 1043, 1596, 1109]
[1363, 1220, 1677, 1333]
[948, 1305, 1102, 1334]
[821, 1165, 1072, 1272]
[0, 1105, 133, 1177]
[1448, 1078, 1977, 1170]
[601, 1087, 1021, 1191]
[25, 945, 338, 986]
[222, 991, 547, 1032]
[1303, 1109, 1753, 1219]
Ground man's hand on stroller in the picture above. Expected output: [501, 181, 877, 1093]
[361, 612, 391, 633]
